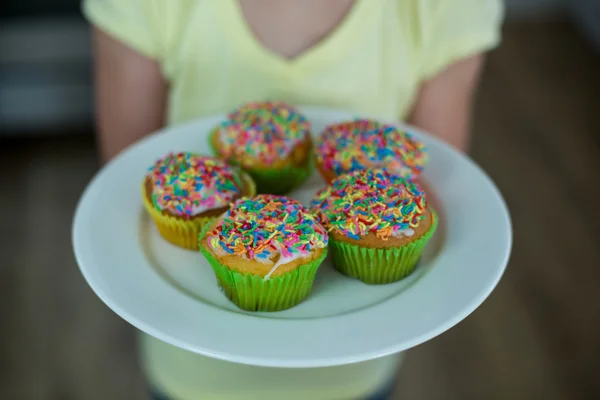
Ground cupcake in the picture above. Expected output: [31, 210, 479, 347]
[142, 152, 255, 250]
[310, 169, 437, 284]
[314, 119, 427, 183]
[209, 101, 312, 194]
[199, 195, 328, 311]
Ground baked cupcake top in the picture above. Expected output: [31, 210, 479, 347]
[315, 119, 427, 179]
[207, 194, 328, 277]
[310, 169, 427, 241]
[212, 101, 311, 164]
[146, 152, 242, 218]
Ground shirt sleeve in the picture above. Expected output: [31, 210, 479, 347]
[417, 0, 504, 81]
[82, 0, 164, 60]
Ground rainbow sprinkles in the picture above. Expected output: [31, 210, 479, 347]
[315, 119, 427, 179]
[207, 195, 328, 280]
[310, 169, 427, 241]
[147, 152, 242, 218]
[212, 101, 311, 165]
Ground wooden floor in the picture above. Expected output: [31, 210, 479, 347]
[1, 18, 599, 400]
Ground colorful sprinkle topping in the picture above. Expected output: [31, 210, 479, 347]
[207, 195, 328, 263]
[315, 119, 427, 180]
[147, 152, 242, 218]
[310, 169, 427, 241]
[212, 101, 311, 165]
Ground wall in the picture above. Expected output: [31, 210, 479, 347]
[505, 0, 565, 17]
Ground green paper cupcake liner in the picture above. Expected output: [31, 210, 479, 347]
[245, 162, 312, 195]
[199, 225, 327, 312]
[209, 133, 312, 194]
[329, 212, 438, 285]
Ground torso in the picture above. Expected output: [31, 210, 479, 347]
[163, 0, 419, 132]
[238, 0, 356, 59]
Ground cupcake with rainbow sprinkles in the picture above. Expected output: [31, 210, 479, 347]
[199, 194, 328, 311]
[142, 152, 255, 250]
[311, 169, 437, 284]
[210, 101, 312, 194]
[314, 119, 427, 183]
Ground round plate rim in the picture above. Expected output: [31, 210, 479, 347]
[72, 106, 512, 367]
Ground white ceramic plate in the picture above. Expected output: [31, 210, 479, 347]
[73, 107, 511, 368]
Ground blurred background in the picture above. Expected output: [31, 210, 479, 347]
[1, 0, 599, 399]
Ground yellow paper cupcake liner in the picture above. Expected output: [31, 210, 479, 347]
[142, 173, 256, 251]
[330, 211, 438, 284]
[199, 225, 327, 311]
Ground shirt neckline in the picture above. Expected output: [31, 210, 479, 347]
[218, 0, 373, 74]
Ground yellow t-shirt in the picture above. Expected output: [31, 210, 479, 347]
[83, 1, 503, 398]
[84, 0, 502, 124]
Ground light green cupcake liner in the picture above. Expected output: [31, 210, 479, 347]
[244, 162, 312, 195]
[209, 132, 312, 194]
[329, 212, 438, 285]
[198, 225, 327, 312]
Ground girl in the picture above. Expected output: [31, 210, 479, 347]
[84, 1, 503, 399]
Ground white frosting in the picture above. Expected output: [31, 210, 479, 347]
[187, 185, 209, 215]
[190, 199, 223, 216]
[154, 184, 235, 216]
[190, 203, 211, 215]
[208, 238, 311, 281]
[391, 228, 415, 238]
[263, 251, 307, 281]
